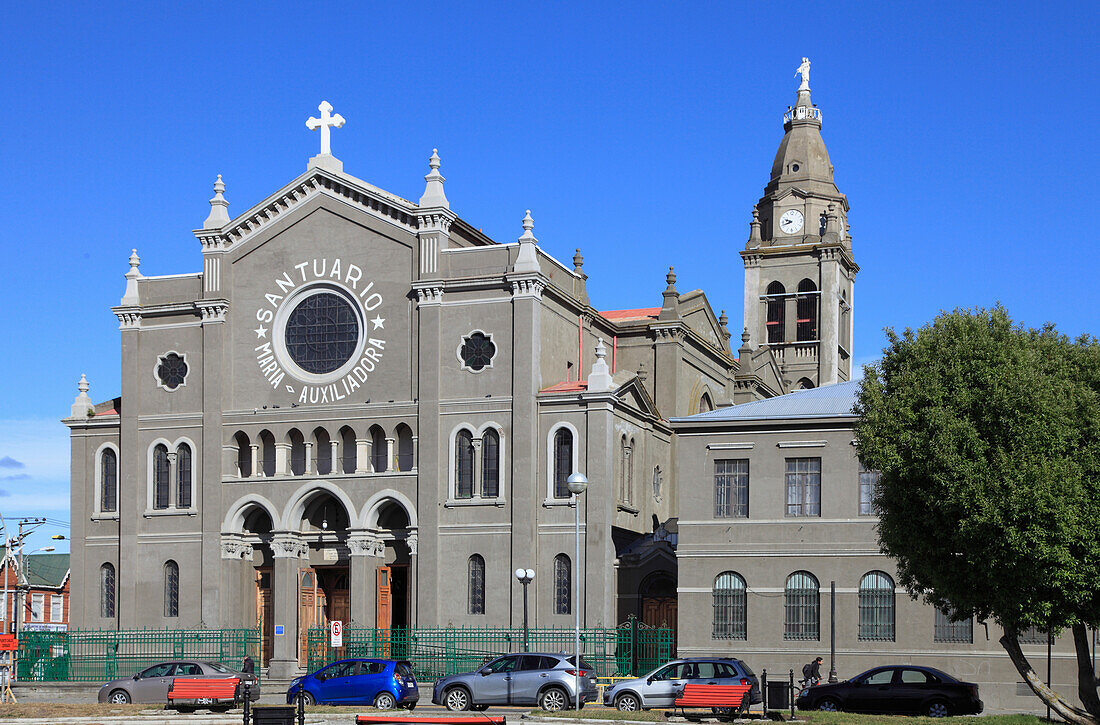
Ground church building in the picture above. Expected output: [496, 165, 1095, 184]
[63, 62, 867, 683]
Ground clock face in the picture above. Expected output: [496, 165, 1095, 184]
[779, 209, 804, 234]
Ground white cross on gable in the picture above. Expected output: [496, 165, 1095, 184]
[306, 101, 345, 156]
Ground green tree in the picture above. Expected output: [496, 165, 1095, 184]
[855, 306, 1100, 723]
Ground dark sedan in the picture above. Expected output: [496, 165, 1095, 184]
[795, 665, 982, 718]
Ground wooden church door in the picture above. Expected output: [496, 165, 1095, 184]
[376, 566, 392, 656]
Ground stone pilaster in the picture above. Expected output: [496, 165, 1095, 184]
[268, 532, 306, 680]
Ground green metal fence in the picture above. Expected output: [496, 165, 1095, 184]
[306, 621, 675, 682]
[16, 629, 261, 683]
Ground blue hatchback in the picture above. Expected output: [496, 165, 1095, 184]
[287, 659, 418, 708]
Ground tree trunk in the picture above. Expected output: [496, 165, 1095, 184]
[1072, 623, 1100, 718]
[999, 630, 1098, 725]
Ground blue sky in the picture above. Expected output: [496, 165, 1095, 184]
[0, 1, 1095, 552]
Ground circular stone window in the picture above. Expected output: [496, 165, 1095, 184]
[155, 352, 188, 391]
[274, 284, 366, 383]
[459, 331, 496, 372]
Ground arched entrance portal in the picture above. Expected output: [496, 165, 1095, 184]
[373, 500, 413, 631]
[639, 571, 678, 632]
[296, 490, 352, 664]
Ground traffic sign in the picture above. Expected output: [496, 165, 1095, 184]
[330, 620, 343, 648]
[0, 635, 17, 651]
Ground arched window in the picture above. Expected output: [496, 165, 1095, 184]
[699, 392, 714, 413]
[153, 444, 170, 510]
[164, 561, 179, 617]
[340, 426, 357, 474]
[481, 429, 500, 498]
[455, 430, 474, 499]
[626, 438, 635, 504]
[176, 444, 192, 509]
[313, 428, 331, 476]
[289, 429, 306, 476]
[858, 571, 895, 641]
[468, 555, 486, 615]
[713, 572, 747, 640]
[766, 281, 785, 343]
[101, 448, 117, 513]
[796, 279, 818, 341]
[796, 378, 815, 390]
[396, 424, 414, 472]
[100, 563, 115, 619]
[784, 571, 819, 640]
[234, 432, 251, 478]
[554, 554, 571, 615]
[553, 428, 573, 499]
[370, 426, 387, 472]
[618, 437, 629, 502]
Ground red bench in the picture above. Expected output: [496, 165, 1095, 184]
[671, 683, 753, 720]
[167, 677, 240, 706]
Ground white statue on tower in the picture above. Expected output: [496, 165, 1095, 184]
[795, 57, 811, 92]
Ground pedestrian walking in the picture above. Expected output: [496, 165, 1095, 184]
[802, 657, 823, 687]
[242, 655, 255, 675]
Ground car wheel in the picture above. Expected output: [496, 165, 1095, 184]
[444, 686, 471, 711]
[615, 693, 641, 712]
[298, 691, 316, 706]
[108, 690, 131, 705]
[374, 692, 397, 710]
[539, 686, 568, 712]
[926, 699, 951, 718]
[817, 696, 841, 712]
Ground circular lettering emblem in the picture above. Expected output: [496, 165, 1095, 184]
[284, 291, 360, 374]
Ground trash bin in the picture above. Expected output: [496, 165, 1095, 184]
[252, 705, 295, 725]
[766, 680, 789, 710]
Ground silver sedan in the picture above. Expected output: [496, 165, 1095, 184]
[97, 660, 259, 704]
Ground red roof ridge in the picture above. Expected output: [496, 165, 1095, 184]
[540, 380, 589, 393]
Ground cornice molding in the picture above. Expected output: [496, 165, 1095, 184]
[413, 284, 444, 306]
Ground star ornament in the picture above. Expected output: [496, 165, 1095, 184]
[370, 315, 385, 330]
[254, 325, 268, 338]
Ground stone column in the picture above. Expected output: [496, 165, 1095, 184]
[355, 439, 371, 474]
[268, 532, 305, 680]
[411, 436, 419, 472]
[166, 452, 178, 506]
[250, 444, 261, 478]
[330, 440, 340, 475]
[471, 438, 483, 496]
[348, 531, 378, 628]
[385, 438, 395, 473]
[303, 442, 314, 475]
[275, 443, 290, 476]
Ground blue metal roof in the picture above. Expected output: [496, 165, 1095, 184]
[672, 380, 861, 423]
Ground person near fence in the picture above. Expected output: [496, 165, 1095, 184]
[801, 657, 823, 686]
[241, 655, 254, 675]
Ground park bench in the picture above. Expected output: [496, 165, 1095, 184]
[166, 677, 240, 707]
[670, 683, 753, 721]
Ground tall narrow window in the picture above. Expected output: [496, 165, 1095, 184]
[858, 571, 895, 641]
[785, 458, 821, 516]
[714, 459, 749, 518]
[176, 444, 192, 509]
[468, 555, 486, 615]
[455, 430, 474, 499]
[481, 429, 500, 498]
[859, 463, 880, 515]
[100, 564, 115, 618]
[164, 560, 179, 617]
[101, 448, 117, 513]
[153, 444, 170, 510]
[784, 571, 819, 640]
[712, 572, 747, 639]
[554, 554, 571, 615]
[934, 607, 973, 643]
[626, 438, 635, 504]
[553, 428, 573, 499]
[766, 281, 785, 344]
[796, 279, 818, 341]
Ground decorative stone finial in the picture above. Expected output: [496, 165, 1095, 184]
[748, 207, 762, 247]
[71, 374, 94, 418]
[513, 210, 539, 273]
[659, 266, 680, 321]
[121, 249, 142, 306]
[419, 148, 449, 209]
[637, 360, 648, 383]
[719, 310, 729, 329]
[573, 249, 584, 272]
[665, 266, 677, 290]
[588, 338, 614, 393]
[737, 328, 753, 372]
[203, 174, 231, 229]
[822, 202, 841, 244]
[306, 101, 345, 172]
[741, 327, 751, 345]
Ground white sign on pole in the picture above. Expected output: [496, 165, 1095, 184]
[331, 620, 343, 648]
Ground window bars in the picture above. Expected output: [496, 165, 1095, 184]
[553, 429, 572, 498]
[786, 458, 821, 516]
[934, 607, 973, 643]
[101, 448, 117, 512]
[481, 429, 500, 498]
[468, 555, 486, 615]
[455, 430, 474, 498]
[153, 444, 170, 510]
[714, 459, 749, 518]
[784, 571, 820, 640]
[176, 444, 192, 509]
[100, 564, 115, 619]
[712, 572, 747, 640]
[164, 561, 179, 618]
[858, 571, 895, 641]
[554, 554, 571, 615]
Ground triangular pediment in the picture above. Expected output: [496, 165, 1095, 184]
[678, 290, 728, 353]
[613, 375, 662, 420]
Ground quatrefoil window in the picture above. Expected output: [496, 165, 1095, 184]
[459, 332, 496, 372]
[156, 352, 188, 391]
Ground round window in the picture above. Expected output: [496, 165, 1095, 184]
[791, 163, 800, 172]
[283, 290, 361, 375]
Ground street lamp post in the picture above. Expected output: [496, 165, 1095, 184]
[514, 568, 534, 652]
[566, 471, 589, 713]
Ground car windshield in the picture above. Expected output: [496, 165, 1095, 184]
[564, 656, 596, 671]
[205, 662, 233, 674]
[735, 660, 756, 677]
[396, 662, 414, 677]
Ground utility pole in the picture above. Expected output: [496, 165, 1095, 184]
[11, 518, 45, 678]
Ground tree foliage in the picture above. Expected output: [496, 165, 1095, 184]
[855, 306, 1100, 721]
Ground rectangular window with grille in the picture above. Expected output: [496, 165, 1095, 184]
[934, 607, 973, 643]
[859, 464, 880, 515]
[714, 459, 749, 518]
[786, 458, 821, 516]
[1018, 626, 1050, 644]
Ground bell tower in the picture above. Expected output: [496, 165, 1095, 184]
[742, 58, 858, 389]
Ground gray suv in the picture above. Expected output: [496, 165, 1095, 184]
[603, 658, 761, 711]
[432, 653, 598, 711]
